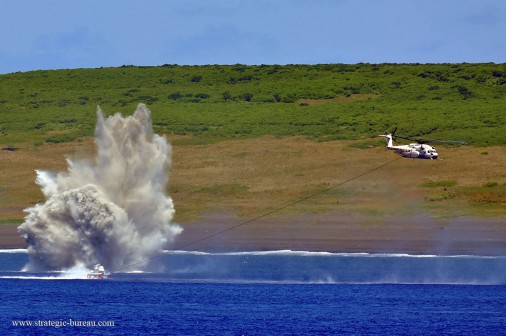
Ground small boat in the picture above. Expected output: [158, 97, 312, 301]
[87, 264, 111, 280]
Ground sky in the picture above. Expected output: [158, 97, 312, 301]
[1, 0, 505, 74]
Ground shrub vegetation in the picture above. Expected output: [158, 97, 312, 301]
[1, 63, 505, 145]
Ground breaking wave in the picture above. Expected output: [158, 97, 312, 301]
[164, 250, 505, 259]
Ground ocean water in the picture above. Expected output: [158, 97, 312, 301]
[1, 250, 505, 335]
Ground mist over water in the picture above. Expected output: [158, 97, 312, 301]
[18, 104, 182, 271]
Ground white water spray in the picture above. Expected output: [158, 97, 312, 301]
[18, 104, 182, 271]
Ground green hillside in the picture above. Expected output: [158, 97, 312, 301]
[1, 63, 505, 146]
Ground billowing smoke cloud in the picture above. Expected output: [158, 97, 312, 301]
[18, 104, 182, 271]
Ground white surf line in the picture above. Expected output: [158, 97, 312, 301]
[163, 250, 506, 258]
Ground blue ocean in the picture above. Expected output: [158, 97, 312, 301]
[1, 250, 505, 335]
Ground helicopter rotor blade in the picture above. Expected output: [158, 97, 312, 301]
[394, 135, 415, 142]
[391, 127, 398, 141]
[426, 139, 466, 145]
[383, 127, 399, 141]
[392, 134, 466, 145]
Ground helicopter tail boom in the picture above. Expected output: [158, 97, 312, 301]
[379, 134, 394, 148]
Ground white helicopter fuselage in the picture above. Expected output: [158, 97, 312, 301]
[381, 134, 439, 160]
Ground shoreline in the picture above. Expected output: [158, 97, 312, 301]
[174, 212, 506, 256]
[3, 249, 506, 258]
[4, 212, 504, 256]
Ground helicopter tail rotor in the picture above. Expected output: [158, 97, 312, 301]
[379, 127, 398, 146]
[378, 133, 394, 148]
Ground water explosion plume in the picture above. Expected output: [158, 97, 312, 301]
[18, 104, 182, 271]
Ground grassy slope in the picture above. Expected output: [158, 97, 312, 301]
[1, 63, 505, 224]
[1, 63, 506, 145]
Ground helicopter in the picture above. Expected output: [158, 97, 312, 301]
[379, 128, 465, 160]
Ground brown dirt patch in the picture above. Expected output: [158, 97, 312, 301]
[1, 136, 505, 253]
